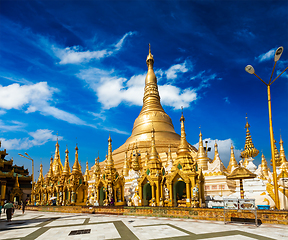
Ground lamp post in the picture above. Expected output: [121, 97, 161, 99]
[245, 46, 288, 209]
[18, 152, 34, 185]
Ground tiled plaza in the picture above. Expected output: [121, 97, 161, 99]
[0, 210, 287, 240]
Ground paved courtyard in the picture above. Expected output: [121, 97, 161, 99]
[0, 210, 287, 240]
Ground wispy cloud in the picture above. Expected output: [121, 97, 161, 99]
[190, 70, 221, 90]
[0, 120, 26, 132]
[0, 82, 86, 125]
[256, 48, 276, 62]
[223, 97, 230, 104]
[53, 31, 136, 64]
[114, 31, 137, 50]
[234, 29, 255, 39]
[0, 129, 63, 150]
[53, 46, 111, 65]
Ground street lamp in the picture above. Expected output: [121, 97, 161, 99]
[245, 46, 288, 209]
[18, 152, 34, 185]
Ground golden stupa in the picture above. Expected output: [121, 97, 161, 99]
[108, 45, 198, 171]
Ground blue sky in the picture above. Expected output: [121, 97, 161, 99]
[0, 0, 287, 180]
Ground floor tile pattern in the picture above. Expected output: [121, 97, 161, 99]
[0, 210, 287, 240]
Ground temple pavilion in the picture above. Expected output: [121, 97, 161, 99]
[0, 142, 32, 205]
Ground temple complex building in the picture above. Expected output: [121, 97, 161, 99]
[32, 45, 288, 210]
[0, 142, 32, 205]
[31, 141, 88, 205]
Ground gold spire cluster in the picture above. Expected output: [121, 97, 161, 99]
[62, 147, 71, 177]
[240, 116, 259, 159]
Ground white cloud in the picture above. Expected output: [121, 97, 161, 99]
[53, 45, 111, 64]
[0, 129, 63, 150]
[165, 61, 189, 80]
[159, 85, 197, 109]
[193, 138, 242, 166]
[0, 82, 86, 125]
[0, 120, 26, 132]
[53, 31, 136, 64]
[256, 48, 276, 62]
[77, 67, 197, 110]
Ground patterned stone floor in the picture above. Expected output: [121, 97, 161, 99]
[0, 210, 287, 240]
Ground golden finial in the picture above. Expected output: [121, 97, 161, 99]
[241, 115, 259, 158]
[146, 43, 154, 66]
[227, 143, 238, 173]
[279, 134, 287, 165]
[63, 146, 70, 176]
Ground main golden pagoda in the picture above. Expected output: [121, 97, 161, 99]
[101, 45, 198, 172]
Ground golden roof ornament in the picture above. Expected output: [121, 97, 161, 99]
[123, 151, 129, 176]
[106, 134, 114, 168]
[213, 140, 219, 163]
[177, 110, 190, 155]
[279, 135, 287, 165]
[94, 156, 101, 178]
[261, 153, 270, 179]
[72, 144, 82, 175]
[240, 115, 259, 159]
[175, 112, 194, 172]
[47, 156, 54, 179]
[62, 147, 71, 177]
[272, 138, 281, 167]
[148, 128, 161, 171]
[14, 173, 20, 188]
[38, 163, 44, 182]
[84, 161, 90, 181]
[227, 143, 238, 173]
[131, 143, 140, 171]
[227, 167, 256, 180]
[146, 43, 154, 67]
[166, 145, 173, 167]
[52, 138, 63, 174]
[196, 128, 209, 171]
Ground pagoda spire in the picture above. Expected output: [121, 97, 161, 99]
[279, 135, 287, 165]
[177, 111, 190, 156]
[167, 145, 173, 167]
[240, 115, 259, 159]
[213, 140, 219, 162]
[132, 143, 140, 171]
[47, 156, 53, 180]
[52, 138, 63, 174]
[123, 151, 129, 176]
[94, 156, 101, 179]
[270, 138, 281, 167]
[141, 44, 164, 114]
[148, 128, 161, 172]
[14, 174, 20, 188]
[261, 153, 270, 179]
[72, 144, 82, 175]
[62, 147, 70, 177]
[227, 143, 238, 173]
[106, 134, 114, 168]
[38, 164, 44, 182]
[84, 161, 90, 182]
[175, 113, 194, 172]
[196, 128, 209, 170]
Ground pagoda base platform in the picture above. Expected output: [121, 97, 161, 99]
[26, 205, 288, 225]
